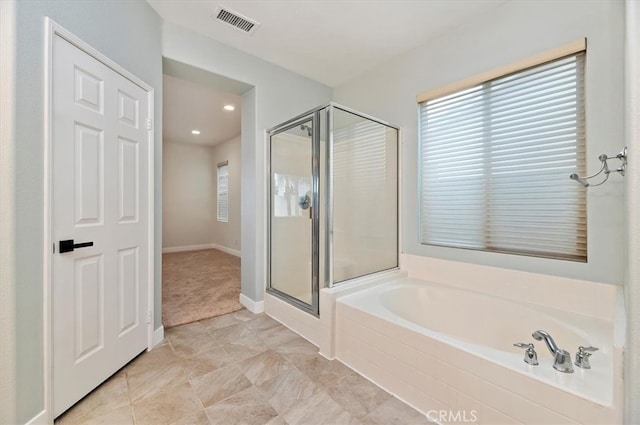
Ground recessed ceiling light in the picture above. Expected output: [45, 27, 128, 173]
[223, 105, 235, 111]
[191, 130, 200, 135]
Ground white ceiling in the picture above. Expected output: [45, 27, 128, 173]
[163, 74, 241, 147]
[147, 0, 506, 87]
[159, 0, 506, 147]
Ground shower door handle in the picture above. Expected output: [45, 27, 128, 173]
[298, 193, 312, 219]
[298, 194, 311, 210]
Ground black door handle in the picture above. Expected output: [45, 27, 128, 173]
[59, 239, 94, 253]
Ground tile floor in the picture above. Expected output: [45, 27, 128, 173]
[55, 310, 432, 425]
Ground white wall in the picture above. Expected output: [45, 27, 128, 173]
[5, 1, 162, 422]
[163, 136, 241, 252]
[211, 135, 241, 252]
[624, 1, 640, 422]
[162, 22, 333, 302]
[162, 142, 217, 249]
[334, 0, 624, 286]
[0, 1, 17, 424]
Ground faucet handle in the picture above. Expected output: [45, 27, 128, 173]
[575, 346, 598, 369]
[514, 343, 539, 365]
[579, 346, 599, 353]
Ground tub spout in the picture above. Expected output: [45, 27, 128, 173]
[532, 330, 574, 373]
[532, 330, 560, 355]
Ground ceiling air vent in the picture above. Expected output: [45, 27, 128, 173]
[214, 6, 260, 35]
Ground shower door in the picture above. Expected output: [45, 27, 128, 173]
[268, 113, 319, 315]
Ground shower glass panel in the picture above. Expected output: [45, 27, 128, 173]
[268, 103, 398, 316]
[268, 115, 318, 313]
[331, 108, 398, 283]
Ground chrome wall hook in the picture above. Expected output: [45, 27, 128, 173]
[570, 146, 627, 187]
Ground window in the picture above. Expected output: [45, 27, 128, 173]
[418, 43, 586, 261]
[217, 162, 229, 222]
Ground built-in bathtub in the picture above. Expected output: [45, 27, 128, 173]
[335, 276, 623, 424]
[263, 255, 624, 424]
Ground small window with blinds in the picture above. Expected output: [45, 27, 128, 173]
[418, 46, 586, 261]
[217, 162, 229, 223]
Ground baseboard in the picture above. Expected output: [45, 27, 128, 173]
[152, 325, 164, 346]
[162, 243, 240, 257]
[240, 294, 264, 314]
[25, 409, 47, 425]
[213, 244, 241, 257]
[162, 243, 215, 254]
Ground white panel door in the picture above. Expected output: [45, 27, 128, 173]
[52, 34, 149, 417]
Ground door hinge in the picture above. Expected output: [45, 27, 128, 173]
[146, 311, 151, 324]
[146, 117, 153, 131]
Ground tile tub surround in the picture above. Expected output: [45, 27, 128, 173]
[264, 268, 407, 360]
[402, 255, 620, 322]
[54, 309, 432, 425]
[335, 279, 623, 425]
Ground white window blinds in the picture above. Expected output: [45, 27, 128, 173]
[217, 162, 229, 223]
[419, 50, 586, 261]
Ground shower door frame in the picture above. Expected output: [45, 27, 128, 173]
[266, 110, 322, 316]
[267, 102, 401, 315]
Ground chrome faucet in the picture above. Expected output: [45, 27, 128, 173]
[532, 330, 574, 373]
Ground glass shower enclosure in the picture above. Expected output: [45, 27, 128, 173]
[267, 103, 399, 315]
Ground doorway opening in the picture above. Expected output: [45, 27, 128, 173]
[161, 59, 250, 327]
